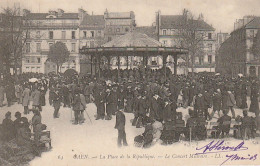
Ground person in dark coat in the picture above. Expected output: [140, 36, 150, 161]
[6, 84, 13, 107]
[185, 109, 197, 140]
[216, 109, 231, 138]
[62, 84, 70, 107]
[14, 112, 22, 137]
[72, 91, 82, 125]
[150, 94, 164, 121]
[194, 93, 205, 118]
[241, 82, 248, 109]
[106, 88, 118, 120]
[241, 110, 254, 139]
[53, 89, 61, 118]
[203, 90, 211, 120]
[0, 84, 4, 107]
[95, 90, 105, 120]
[249, 81, 259, 117]
[2, 111, 15, 141]
[136, 94, 148, 128]
[114, 109, 128, 147]
[210, 89, 222, 119]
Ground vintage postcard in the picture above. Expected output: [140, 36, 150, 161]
[0, 0, 260, 165]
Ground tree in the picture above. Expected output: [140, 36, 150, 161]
[174, 9, 207, 77]
[0, 6, 30, 76]
[48, 41, 70, 73]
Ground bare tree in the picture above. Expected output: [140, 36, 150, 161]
[174, 9, 207, 77]
[0, 6, 31, 76]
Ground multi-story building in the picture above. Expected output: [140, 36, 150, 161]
[156, 11, 217, 73]
[79, 14, 105, 74]
[104, 10, 136, 42]
[216, 16, 260, 77]
[22, 8, 86, 74]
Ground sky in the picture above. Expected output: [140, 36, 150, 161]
[1, 0, 260, 33]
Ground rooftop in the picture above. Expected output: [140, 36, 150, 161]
[102, 31, 162, 47]
[160, 15, 215, 31]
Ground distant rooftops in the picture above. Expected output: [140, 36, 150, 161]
[160, 15, 215, 31]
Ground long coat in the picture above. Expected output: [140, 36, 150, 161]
[22, 88, 31, 106]
[0, 86, 4, 103]
[249, 84, 259, 115]
[31, 89, 41, 106]
[226, 92, 236, 107]
[115, 111, 125, 130]
[212, 92, 222, 110]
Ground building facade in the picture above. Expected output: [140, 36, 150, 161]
[104, 10, 136, 42]
[216, 16, 260, 77]
[79, 14, 105, 75]
[22, 8, 86, 74]
[156, 12, 217, 73]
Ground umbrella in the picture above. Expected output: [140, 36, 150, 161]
[29, 78, 38, 83]
[238, 73, 243, 77]
[215, 73, 220, 76]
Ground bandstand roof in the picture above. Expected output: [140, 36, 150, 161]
[102, 32, 162, 47]
[79, 31, 187, 54]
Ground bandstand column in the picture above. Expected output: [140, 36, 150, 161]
[90, 54, 93, 76]
[174, 54, 178, 75]
[117, 54, 120, 80]
[98, 53, 101, 78]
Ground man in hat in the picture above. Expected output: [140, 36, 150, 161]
[53, 88, 61, 118]
[114, 108, 128, 147]
[210, 89, 222, 119]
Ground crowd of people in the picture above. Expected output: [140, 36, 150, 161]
[0, 67, 260, 148]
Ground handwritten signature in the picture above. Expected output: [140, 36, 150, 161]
[195, 140, 258, 165]
[220, 153, 257, 165]
[195, 140, 248, 155]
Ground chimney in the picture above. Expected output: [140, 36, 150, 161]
[104, 9, 108, 19]
[57, 9, 64, 17]
[22, 9, 30, 17]
[78, 8, 86, 22]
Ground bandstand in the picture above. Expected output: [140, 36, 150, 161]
[79, 32, 187, 78]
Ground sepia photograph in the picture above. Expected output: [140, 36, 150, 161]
[0, 0, 260, 165]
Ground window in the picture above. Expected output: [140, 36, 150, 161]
[163, 30, 166, 35]
[208, 55, 212, 64]
[208, 44, 212, 51]
[90, 41, 94, 48]
[26, 32, 30, 39]
[116, 28, 120, 32]
[36, 43, 41, 52]
[49, 31, 53, 39]
[90, 31, 94, 37]
[71, 43, 76, 52]
[36, 31, 40, 38]
[199, 56, 203, 65]
[108, 37, 112, 42]
[26, 43, 30, 53]
[83, 31, 87, 38]
[37, 58, 41, 63]
[62, 31, 66, 39]
[49, 43, 53, 49]
[208, 33, 212, 39]
[163, 40, 167, 45]
[72, 31, 75, 39]
[125, 27, 129, 32]
[25, 57, 30, 63]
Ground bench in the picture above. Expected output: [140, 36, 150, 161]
[30, 131, 52, 150]
[206, 121, 219, 138]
